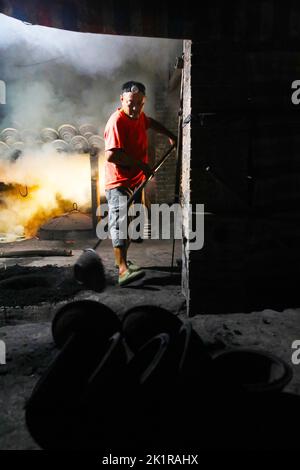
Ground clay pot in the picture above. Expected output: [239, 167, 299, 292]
[74, 248, 106, 293]
[211, 347, 293, 393]
[25, 330, 127, 450]
[51, 299, 120, 348]
[122, 304, 183, 353]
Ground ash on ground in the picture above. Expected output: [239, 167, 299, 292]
[0, 265, 113, 307]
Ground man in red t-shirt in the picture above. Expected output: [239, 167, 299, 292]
[104, 81, 177, 287]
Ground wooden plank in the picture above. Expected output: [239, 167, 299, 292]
[0, 249, 72, 257]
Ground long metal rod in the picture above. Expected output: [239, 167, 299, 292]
[126, 144, 176, 208]
[92, 144, 176, 252]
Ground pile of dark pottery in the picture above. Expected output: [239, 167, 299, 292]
[25, 300, 298, 451]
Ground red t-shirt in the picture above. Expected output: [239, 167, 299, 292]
[104, 108, 150, 190]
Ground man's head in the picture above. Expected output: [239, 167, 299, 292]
[120, 81, 146, 119]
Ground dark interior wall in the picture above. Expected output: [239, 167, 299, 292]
[187, 2, 300, 315]
[2, 0, 300, 314]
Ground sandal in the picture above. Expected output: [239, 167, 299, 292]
[115, 260, 140, 271]
[118, 268, 145, 287]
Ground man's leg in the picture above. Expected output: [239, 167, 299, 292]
[106, 188, 129, 273]
[115, 199, 139, 273]
[106, 187, 144, 285]
[113, 187, 139, 270]
[114, 245, 128, 275]
[127, 188, 145, 244]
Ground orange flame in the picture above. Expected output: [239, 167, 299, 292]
[0, 149, 105, 241]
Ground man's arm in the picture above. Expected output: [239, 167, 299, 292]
[106, 149, 152, 177]
[148, 117, 177, 145]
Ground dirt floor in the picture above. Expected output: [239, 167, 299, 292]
[0, 236, 300, 451]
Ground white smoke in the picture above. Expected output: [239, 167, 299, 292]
[0, 13, 183, 131]
[0, 13, 182, 240]
[0, 14, 181, 76]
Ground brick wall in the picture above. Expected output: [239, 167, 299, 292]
[146, 68, 181, 205]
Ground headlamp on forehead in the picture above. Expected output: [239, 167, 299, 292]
[121, 81, 146, 95]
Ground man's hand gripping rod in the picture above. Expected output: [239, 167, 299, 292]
[126, 143, 177, 208]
